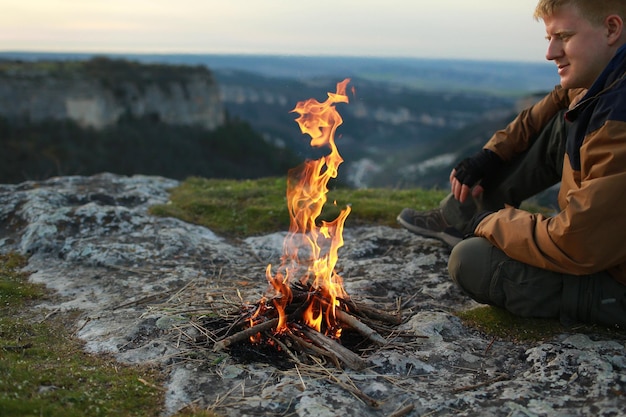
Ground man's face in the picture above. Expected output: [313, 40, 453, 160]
[543, 5, 614, 89]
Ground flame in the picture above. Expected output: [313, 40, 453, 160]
[248, 298, 265, 343]
[265, 79, 352, 337]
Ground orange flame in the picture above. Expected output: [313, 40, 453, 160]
[265, 79, 352, 337]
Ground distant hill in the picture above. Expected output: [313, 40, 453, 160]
[371, 111, 518, 189]
[0, 52, 559, 95]
[0, 52, 557, 188]
[0, 57, 298, 184]
[210, 68, 532, 189]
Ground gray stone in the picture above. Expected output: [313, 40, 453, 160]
[1, 173, 625, 417]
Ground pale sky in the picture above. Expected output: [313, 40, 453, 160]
[2, 0, 551, 62]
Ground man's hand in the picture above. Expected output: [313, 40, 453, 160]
[450, 171, 484, 203]
[450, 149, 502, 203]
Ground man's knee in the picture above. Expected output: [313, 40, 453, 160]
[448, 237, 494, 304]
[450, 237, 564, 319]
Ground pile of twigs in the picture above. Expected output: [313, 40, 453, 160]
[210, 282, 403, 370]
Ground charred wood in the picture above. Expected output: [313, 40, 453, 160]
[301, 327, 368, 371]
[336, 309, 386, 346]
[213, 318, 279, 352]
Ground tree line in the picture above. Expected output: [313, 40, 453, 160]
[0, 115, 301, 184]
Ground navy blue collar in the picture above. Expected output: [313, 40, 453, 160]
[566, 44, 626, 120]
[583, 43, 626, 99]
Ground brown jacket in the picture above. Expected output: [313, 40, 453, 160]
[475, 47, 626, 285]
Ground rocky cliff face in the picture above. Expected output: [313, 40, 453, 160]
[0, 58, 224, 130]
[1, 174, 625, 417]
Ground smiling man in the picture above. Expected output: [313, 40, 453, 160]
[398, 0, 626, 328]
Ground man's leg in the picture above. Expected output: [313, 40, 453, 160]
[561, 273, 626, 329]
[479, 110, 568, 210]
[399, 110, 568, 244]
[448, 237, 563, 318]
[449, 237, 626, 328]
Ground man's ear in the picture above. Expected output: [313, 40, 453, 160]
[606, 14, 624, 45]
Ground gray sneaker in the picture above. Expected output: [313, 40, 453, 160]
[397, 208, 463, 248]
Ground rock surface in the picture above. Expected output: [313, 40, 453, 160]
[1, 173, 625, 417]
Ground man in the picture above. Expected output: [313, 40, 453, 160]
[398, 0, 626, 328]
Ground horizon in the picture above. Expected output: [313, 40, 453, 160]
[2, 1, 549, 64]
[0, 50, 556, 69]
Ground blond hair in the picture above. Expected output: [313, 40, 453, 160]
[534, 0, 626, 25]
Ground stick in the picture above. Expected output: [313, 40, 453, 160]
[288, 332, 342, 369]
[312, 359, 381, 408]
[388, 403, 415, 417]
[213, 318, 279, 352]
[344, 299, 402, 325]
[213, 297, 312, 353]
[269, 334, 302, 364]
[301, 327, 368, 371]
[336, 310, 387, 346]
[290, 293, 389, 346]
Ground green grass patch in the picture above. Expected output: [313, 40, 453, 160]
[0, 253, 44, 307]
[457, 306, 565, 342]
[0, 253, 174, 417]
[458, 305, 626, 343]
[149, 176, 447, 238]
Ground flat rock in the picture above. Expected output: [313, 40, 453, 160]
[1, 173, 624, 416]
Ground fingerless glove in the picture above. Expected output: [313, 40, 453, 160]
[453, 149, 503, 188]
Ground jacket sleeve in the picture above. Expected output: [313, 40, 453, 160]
[483, 87, 585, 161]
[475, 119, 626, 276]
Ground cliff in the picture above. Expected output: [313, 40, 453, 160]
[0, 57, 224, 130]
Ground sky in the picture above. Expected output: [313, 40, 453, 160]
[2, 0, 551, 63]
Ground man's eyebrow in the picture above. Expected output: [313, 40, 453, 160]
[545, 30, 575, 39]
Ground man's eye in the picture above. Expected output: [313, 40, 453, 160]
[546, 33, 572, 42]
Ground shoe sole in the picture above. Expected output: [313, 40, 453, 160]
[397, 214, 462, 248]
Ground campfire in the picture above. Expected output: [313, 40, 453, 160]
[213, 79, 401, 370]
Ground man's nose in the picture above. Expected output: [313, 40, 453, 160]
[546, 39, 563, 61]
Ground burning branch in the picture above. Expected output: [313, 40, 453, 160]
[213, 318, 279, 352]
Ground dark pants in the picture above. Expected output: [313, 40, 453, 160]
[444, 111, 626, 329]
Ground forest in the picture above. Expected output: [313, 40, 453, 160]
[0, 115, 299, 184]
